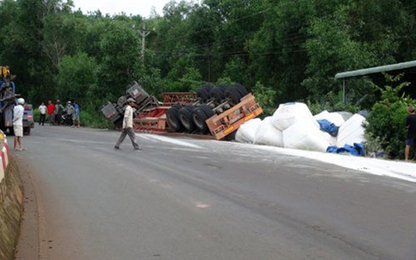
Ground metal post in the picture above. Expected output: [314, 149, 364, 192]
[137, 22, 152, 66]
[133, 21, 151, 66]
[342, 79, 346, 104]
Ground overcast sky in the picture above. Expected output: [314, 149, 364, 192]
[71, 0, 174, 18]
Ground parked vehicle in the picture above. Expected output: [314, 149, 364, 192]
[0, 66, 20, 135]
[23, 104, 34, 135]
[101, 81, 263, 140]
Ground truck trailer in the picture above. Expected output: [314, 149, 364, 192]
[101, 81, 263, 140]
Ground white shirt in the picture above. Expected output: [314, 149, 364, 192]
[123, 104, 134, 128]
[13, 104, 24, 126]
[39, 104, 46, 114]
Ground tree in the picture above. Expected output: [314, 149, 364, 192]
[56, 52, 98, 105]
[94, 20, 141, 103]
[365, 74, 413, 159]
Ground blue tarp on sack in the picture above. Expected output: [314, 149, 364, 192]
[326, 142, 365, 156]
[317, 119, 339, 137]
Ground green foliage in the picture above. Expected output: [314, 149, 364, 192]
[56, 52, 98, 105]
[306, 90, 360, 115]
[251, 82, 277, 117]
[370, 73, 410, 104]
[2, 0, 416, 130]
[80, 109, 114, 129]
[365, 74, 415, 159]
[365, 102, 409, 159]
[95, 20, 141, 102]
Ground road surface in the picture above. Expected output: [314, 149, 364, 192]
[12, 125, 416, 260]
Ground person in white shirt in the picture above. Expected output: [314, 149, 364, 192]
[38, 102, 47, 125]
[114, 98, 141, 150]
[13, 98, 25, 150]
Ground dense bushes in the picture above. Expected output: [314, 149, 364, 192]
[365, 102, 410, 159]
[364, 74, 415, 159]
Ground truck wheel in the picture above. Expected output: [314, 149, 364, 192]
[196, 88, 210, 102]
[199, 104, 214, 118]
[210, 87, 225, 103]
[200, 83, 213, 92]
[217, 84, 227, 92]
[178, 105, 195, 133]
[192, 104, 213, 134]
[23, 127, 31, 135]
[166, 105, 183, 132]
[224, 87, 242, 106]
[234, 83, 248, 97]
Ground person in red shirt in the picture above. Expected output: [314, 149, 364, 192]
[47, 100, 55, 125]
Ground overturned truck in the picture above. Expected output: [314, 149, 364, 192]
[101, 82, 263, 140]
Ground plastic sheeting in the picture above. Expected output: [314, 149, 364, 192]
[336, 114, 366, 148]
[235, 118, 261, 143]
[234, 102, 367, 155]
[254, 117, 283, 147]
[270, 102, 319, 131]
[314, 110, 345, 127]
[283, 121, 331, 152]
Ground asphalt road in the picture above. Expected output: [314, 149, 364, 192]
[11, 125, 416, 260]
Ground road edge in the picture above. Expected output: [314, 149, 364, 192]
[0, 157, 24, 260]
[12, 154, 40, 260]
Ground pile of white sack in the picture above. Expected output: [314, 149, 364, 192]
[235, 102, 367, 153]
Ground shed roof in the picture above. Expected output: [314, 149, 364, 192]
[335, 60, 416, 79]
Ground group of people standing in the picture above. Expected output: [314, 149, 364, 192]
[38, 100, 80, 127]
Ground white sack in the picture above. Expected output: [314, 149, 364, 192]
[321, 132, 337, 146]
[314, 110, 345, 127]
[271, 102, 319, 131]
[235, 118, 262, 144]
[336, 114, 366, 147]
[254, 117, 283, 147]
[283, 121, 331, 152]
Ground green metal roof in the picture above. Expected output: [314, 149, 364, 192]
[335, 60, 416, 79]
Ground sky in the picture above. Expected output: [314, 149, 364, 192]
[71, 0, 175, 18]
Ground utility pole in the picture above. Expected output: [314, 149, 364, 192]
[134, 22, 152, 66]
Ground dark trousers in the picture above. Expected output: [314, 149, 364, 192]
[39, 113, 46, 125]
[115, 127, 139, 149]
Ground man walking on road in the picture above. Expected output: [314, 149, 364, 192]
[114, 98, 141, 150]
[13, 98, 26, 151]
[38, 102, 46, 125]
[405, 105, 416, 161]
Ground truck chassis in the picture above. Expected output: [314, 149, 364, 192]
[101, 82, 263, 140]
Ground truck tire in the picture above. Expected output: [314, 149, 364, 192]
[200, 83, 213, 92]
[196, 88, 210, 102]
[217, 84, 227, 92]
[199, 104, 215, 118]
[192, 104, 214, 134]
[166, 105, 183, 132]
[210, 87, 225, 103]
[178, 105, 195, 133]
[234, 83, 248, 97]
[224, 87, 242, 106]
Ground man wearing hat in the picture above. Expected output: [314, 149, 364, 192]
[114, 98, 141, 150]
[13, 98, 26, 150]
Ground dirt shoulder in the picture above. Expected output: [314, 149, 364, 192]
[0, 157, 24, 260]
[12, 154, 39, 260]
